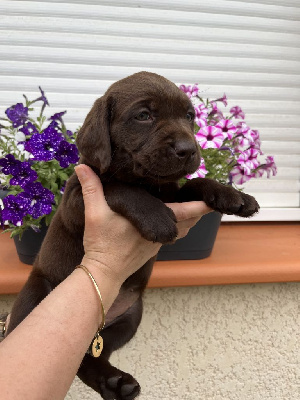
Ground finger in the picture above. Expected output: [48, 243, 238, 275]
[177, 216, 201, 230]
[74, 164, 111, 216]
[166, 201, 213, 222]
[176, 217, 201, 240]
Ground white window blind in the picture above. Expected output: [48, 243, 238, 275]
[0, 0, 299, 221]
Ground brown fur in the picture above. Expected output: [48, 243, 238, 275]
[7, 72, 259, 400]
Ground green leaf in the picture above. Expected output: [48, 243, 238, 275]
[45, 210, 56, 226]
[58, 171, 69, 182]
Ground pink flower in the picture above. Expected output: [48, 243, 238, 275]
[209, 102, 224, 124]
[194, 103, 209, 127]
[251, 129, 260, 142]
[266, 156, 274, 163]
[194, 103, 209, 119]
[215, 119, 237, 140]
[255, 156, 277, 178]
[210, 101, 218, 111]
[196, 126, 225, 149]
[237, 148, 260, 170]
[178, 83, 277, 187]
[230, 106, 245, 119]
[215, 93, 228, 107]
[186, 158, 208, 179]
[236, 122, 250, 135]
[235, 137, 249, 150]
[196, 118, 207, 128]
[248, 129, 262, 151]
[249, 140, 262, 152]
[230, 165, 253, 185]
[235, 122, 254, 148]
[254, 168, 264, 178]
[179, 84, 199, 98]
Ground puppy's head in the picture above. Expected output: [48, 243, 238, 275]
[77, 71, 201, 184]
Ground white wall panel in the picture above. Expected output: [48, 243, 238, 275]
[0, 0, 299, 220]
[1, 15, 299, 47]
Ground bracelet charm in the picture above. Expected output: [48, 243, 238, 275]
[91, 332, 104, 357]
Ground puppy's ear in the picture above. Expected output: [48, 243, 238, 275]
[76, 96, 112, 174]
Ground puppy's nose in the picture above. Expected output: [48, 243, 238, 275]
[173, 141, 197, 160]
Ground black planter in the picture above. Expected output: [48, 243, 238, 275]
[0, 189, 8, 200]
[157, 211, 222, 261]
[13, 221, 48, 265]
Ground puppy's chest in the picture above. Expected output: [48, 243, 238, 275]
[147, 183, 180, 203]
[105, 287, 140, 326]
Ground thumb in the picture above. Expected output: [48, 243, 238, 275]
[166, 201, 212, 221]
[74, 164, 111, 216]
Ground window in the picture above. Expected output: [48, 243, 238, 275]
[1, 0, 299, 220]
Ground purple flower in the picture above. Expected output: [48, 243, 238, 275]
[19, 122, 39, 137]
[215, 119, 237, 140]
[60, 182, 66, 194]
[5, 103, 29, 128]
[237, 148, 260, 170]
[25, 125, 63, 161]
[0, 154, 22, 175]
[219, 145, 235, 156]
[230, 165, 252, 185]
[230, 106, 245, 120]
[196, 126, 225, 149]
[54, 141, 79, 168]
[22, 182, 54, 219]
[9, 162, 38, 188]
[36, 86, 50, 107]
[2, 194, 31, 226]
[186, 158, 208, 179]
[48, 120, 59, 128]
[49, 111, 66, 123]
[179, 84, 199, 98]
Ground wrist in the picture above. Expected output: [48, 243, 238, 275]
[81, 254, 124, 287]
[79, 256, 122, 313]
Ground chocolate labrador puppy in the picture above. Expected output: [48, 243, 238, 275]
[7, 72, 259, 399]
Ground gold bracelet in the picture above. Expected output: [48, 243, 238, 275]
[76, 264, 106, 357]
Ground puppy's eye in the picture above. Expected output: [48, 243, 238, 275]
[135, 111, 151, 121]
[186, 112, 194, 122]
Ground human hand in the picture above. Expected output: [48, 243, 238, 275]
[75, 164, 162, 286]
[166, 201, 212, 240]
[75, 165, 212, 287]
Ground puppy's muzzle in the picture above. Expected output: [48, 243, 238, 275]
[170, 141, 198, 162]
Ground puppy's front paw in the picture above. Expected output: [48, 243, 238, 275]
[203, 185, 259, 217]
[99, 371, 140, 400]
[135, 204, 178, 244]
[236, 191, 260, 217]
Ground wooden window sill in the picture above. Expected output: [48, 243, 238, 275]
[0, 222, 299, 294]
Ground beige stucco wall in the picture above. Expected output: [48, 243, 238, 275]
[1, 283, 299, 399]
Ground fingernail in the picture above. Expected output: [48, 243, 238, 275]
[75, 165, 87, 182]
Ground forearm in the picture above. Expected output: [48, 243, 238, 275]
[0, 262, 121, 400]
